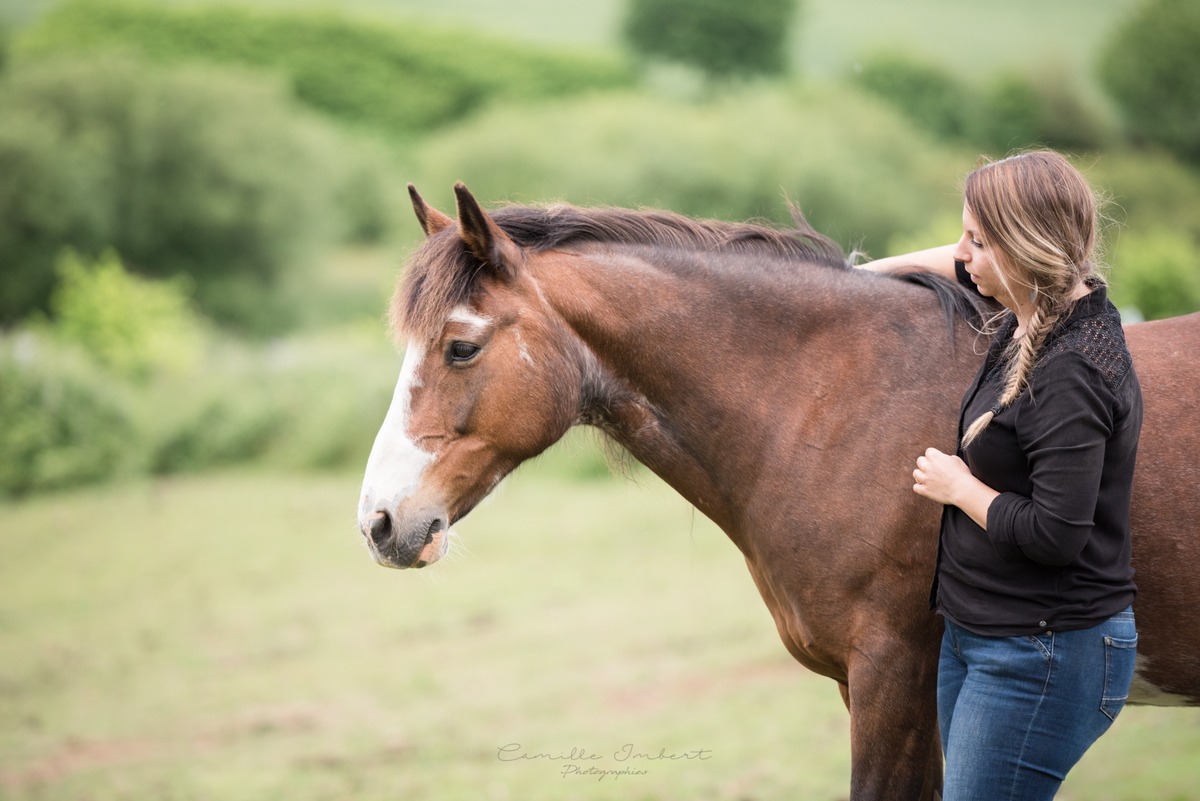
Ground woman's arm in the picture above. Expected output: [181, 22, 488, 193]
[916, 354, 1121, 567]
[984, 354, 1118, 566]
[855, 243, 960, 280]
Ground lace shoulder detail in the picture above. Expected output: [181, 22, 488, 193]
[1036, 304, 1133, 391]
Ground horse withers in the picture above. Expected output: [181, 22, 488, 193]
[357, 184, 1200, 800]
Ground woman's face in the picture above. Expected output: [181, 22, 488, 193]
[953, 204, 1019, 311]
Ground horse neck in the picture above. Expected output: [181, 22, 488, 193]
[531, 246, 919, 538]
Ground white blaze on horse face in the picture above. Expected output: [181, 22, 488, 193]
[448, 305, 491, 332]
[360, 344, 434, 519]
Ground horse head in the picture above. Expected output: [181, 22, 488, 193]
[357, 184, 585, 569]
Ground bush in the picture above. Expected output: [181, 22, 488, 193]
[410, 86, 967, 254]
[0, 55, 401, 331]
[1019, 63, 1114, 152]
[0, 324, 400, 496]
[850, 52, 970, 141]
[851, 52, 1110, 153]
[143, 330, 403, 475]
[142, 376, 286, 475]
[15, 0, 635, 139]
[1107, 229, 1200, 320]
[1084, 151, 1200, 245]
[969, 68, 1110, 154]
[1099, 0, 1200, 163]
[0, 337, 140, 497]
[49, 250, 209, 380]
[623, 0, 797, 82]
[970, 73, 1045, 153]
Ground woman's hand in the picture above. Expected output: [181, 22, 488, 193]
[913, 447, 1000, 530]
[913, 447, 971, 505]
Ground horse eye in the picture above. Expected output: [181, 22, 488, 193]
[448, 341, 481, 363]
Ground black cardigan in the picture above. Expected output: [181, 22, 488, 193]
[931, 269, 1142, 636]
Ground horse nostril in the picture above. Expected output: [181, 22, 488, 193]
[365, 511, 391, 546]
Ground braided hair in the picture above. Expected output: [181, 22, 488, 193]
[960, 151, 1104, 449]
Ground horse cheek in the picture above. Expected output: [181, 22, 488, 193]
[501, 349, 580, 461]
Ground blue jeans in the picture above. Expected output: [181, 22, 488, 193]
[938, 607, 1137, 801]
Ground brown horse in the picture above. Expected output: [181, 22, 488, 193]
[357, 184, 1200, 800]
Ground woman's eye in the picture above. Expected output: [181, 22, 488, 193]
[449, 342, 481, 362]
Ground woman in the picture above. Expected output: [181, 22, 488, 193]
[860, 150, 1142, 800]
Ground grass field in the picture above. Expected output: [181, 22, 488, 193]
[2, 445, 1198, 800]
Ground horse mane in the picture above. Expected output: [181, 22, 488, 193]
[394, 201, 988, 339]
[493, 203, 848, 265]
[395, 203, 848, 338]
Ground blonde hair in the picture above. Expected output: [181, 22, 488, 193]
[961, 150, 1103, 448]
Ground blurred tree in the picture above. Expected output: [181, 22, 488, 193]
[1099, 0, 1200, 163]
[1019, 61, 1113, 152]
[0, 56, 398, 332]
[970, 72, 1044, 153]
[851, 52, 970, 140]
[622, 0, 798, 82]
[852, 52, 1110, 154]
[1107, 228, 1200, 320]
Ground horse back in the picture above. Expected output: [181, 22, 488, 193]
[1124, 312, 1200, 704]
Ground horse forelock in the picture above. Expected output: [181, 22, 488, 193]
[392, 232, 479, 342]
[393, 202, 850, 340]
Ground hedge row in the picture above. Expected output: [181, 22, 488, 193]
[14, 0, 636, 138]
[0, 324, 401, 498]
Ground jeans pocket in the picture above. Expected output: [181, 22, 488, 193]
[1101, 633, 1138, 721]
[1022, 632, 1053, 662]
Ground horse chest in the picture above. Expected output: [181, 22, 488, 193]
[746, 559, 849, 680]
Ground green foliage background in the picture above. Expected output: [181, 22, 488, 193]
[0, 54, 391, 330]
[0, 0, 1197, 499]
[15, 0, 635, 138]
[623, 0, 797, 80]
[1100, 0, 1200, 164]
[409, 86, 966, 251]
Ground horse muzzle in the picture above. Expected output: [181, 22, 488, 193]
[359, 508, 449, 569]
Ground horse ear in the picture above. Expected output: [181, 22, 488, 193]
[453, 182, 523, 277]
[408, 184, 453, 236]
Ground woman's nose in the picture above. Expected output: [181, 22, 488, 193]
[952, 235, 971, 263]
